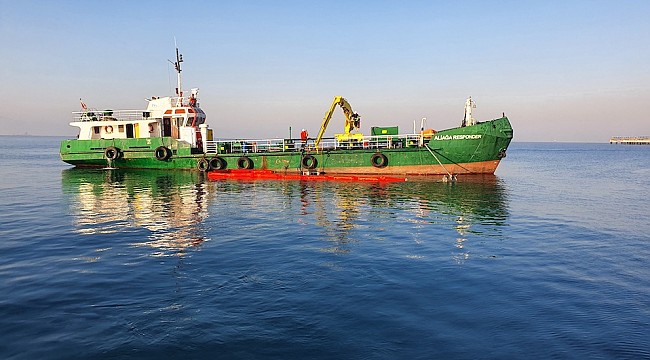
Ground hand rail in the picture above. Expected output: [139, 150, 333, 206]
[203, 134, 425, 154]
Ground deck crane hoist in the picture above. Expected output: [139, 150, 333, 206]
[314, 96, 363, 150]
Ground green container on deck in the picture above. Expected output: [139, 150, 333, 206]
[371, 126, 399, 136]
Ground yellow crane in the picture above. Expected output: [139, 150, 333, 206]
[314, 96, 363, 150]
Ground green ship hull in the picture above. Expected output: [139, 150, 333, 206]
[60, 117, 513, 176]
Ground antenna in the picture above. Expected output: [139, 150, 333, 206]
[168, 38, 184, 98]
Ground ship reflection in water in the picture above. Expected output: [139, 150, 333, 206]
[394, 175, 511, 263]
[61, 168, 211, 256]
[207, 174, 509, 262]
[63, 168, 509, 262]
[293, 175, 510, 262]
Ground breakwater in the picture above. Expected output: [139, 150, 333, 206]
[609, 136, 650, 145]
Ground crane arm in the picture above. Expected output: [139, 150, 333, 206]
[314, 96, 361, 149]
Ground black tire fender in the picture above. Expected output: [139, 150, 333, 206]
[301, 155, 318, 169]
[154, 146, 171, 161]
[237, 156, 254, 170]
[210, 156, 226, 170]
[197, 158, 210, 172]
[370, 153, 388, 168]
[104, 146, 121, 160]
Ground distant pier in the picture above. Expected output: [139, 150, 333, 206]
[610, 136, 650, 145]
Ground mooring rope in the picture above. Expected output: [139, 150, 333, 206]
[424, 144, 453, 179]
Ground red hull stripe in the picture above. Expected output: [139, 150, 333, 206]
[207, 169, 407, 183]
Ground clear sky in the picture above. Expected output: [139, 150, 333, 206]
[1, 0, 648, 141]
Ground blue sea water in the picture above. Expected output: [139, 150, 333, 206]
[0, 136, 649, 359]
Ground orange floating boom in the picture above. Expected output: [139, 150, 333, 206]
[207, 169, 407, 183]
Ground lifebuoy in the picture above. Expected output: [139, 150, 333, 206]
[197, 158, 210, 172]
[104, 146, 121, 160]
[237, 156, 254, 169]
[301, 155, 318, 169]
[104, 125, 113, 134]
[154, 146, 171, 161]
[210, 156, 226, 170]
[148, 123, 154, 133]
[370, 153, 388, 168]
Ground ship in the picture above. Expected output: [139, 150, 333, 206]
[60, 48, 514, 177]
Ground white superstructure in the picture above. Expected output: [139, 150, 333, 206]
[70, 48, 210, 151]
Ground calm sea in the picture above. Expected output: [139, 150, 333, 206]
[1, 136, 649, 359]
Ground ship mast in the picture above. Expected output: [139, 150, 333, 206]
[169, 42, 184, 101]
[174, 47, 183, 98]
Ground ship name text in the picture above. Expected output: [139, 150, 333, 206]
[433, 134, 482, 141]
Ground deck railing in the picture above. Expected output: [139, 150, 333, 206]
[71, 95, 195, 122]
[204, 134, 425, 154]
[72, 110, 151, 122]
